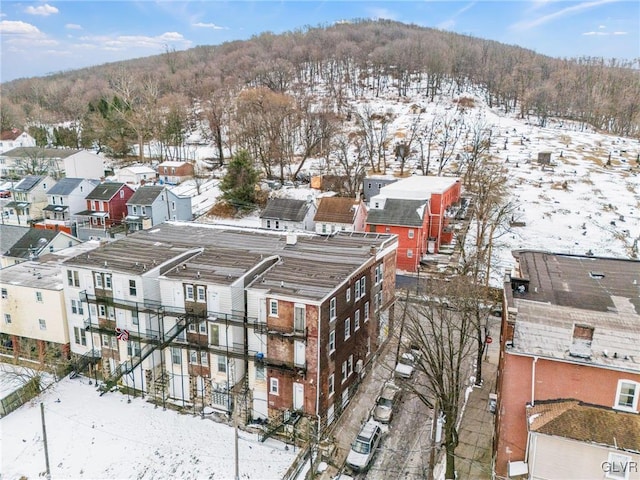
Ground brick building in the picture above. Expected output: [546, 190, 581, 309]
[495, 251, 640, 478]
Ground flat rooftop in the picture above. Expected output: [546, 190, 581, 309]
[378, 175, 460, 199]
[0, 260, 64, 290]
[507, 251, 640, 371]
[64, 222, 397, 301]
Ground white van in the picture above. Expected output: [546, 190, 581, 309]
[346, 419, 383, 472]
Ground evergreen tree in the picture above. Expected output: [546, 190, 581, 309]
[220, 150, 259, 210]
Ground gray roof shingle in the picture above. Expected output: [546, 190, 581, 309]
[260, 198, 310, 222]
[366, 198, 427, 227]
[86, 182, 126, 201]
[127, 186, 166, 206]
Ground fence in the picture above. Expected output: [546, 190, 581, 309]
[0, 376, 41, 417]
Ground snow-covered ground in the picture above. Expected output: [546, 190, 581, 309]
[0, 375, 296, 480]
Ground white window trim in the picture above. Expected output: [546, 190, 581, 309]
[329, 330, 336, 354]
[269, 299, 278, 317]
[328, 374, 335, 397]
[614, 379, 639, 413]
[330, 297, 336, 321]
[344, 318, 351, 340]
[270, 378, 279, 395]
[185, 285, 194, 301]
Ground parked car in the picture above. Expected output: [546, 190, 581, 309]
[373, 382, 401, 423]
[346, 419, 383, 472]
[0, 190, 11, 198]
[394, 352, 416, 379]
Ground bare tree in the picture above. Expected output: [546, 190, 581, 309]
[13, 148, 60, 178]
[398, 280, 476, 480]
[355, 105, 392, 173]
[332, 132, 366, 197]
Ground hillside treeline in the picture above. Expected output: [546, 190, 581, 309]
[1, 19, 639, 146]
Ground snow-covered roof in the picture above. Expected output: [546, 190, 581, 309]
[378, 175, 460, 199]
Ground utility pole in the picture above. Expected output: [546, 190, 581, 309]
[234, 423, 239, 480]
[40, 402, 51, 480]
[428, 398, 438, 480]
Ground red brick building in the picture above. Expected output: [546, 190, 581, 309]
[495, 251, 640, 478]
[366, 176, 461, 272]
[157, 161, 194, 185]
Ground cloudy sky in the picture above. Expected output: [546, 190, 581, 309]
[1, 0, 638, 82]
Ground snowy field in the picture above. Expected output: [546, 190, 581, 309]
[0, 375, 296, 480]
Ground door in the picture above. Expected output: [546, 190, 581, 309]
[208, 291, 219, 317]
[293, 382, 304, 411]
[294, 340, 305, 367]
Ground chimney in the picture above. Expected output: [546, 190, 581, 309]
[286, 233, 297, 245]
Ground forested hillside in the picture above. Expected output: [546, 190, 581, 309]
[1, 19, 639, 160]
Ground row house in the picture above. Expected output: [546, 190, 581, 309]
[313, 196, 367, 235]
[62, 223, 398, 433]
[125, 185, 192, 232]
[74, 182, 134, 240]
[495, 251, 640, 479]
[260, 198, 317, 232]
[366, 175, 461, 272]
[0, 261, 71, 363]
[2, 175, 56, 226]
[37, 177, 99, 234]
[1, 228, 81, 268]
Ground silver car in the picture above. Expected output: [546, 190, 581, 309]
[373, 382, 401, 423]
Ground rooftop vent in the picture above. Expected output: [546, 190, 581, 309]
[589, 271, 605, 279]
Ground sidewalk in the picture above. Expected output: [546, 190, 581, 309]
[455, 337, 500, 479]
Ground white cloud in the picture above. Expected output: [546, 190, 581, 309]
[193, 22, 228, 30]
[582, 30, 628, 36]
[78, 31, 191, 52]
[24, 3, 59, 16]
[511, 0, 618, 31]
[436, 2, 476, 32]
[0, 20, 41, 35]
[65, 23, 82, 30]
[612, 31, 628, 35]
[598, 25, 606, 29]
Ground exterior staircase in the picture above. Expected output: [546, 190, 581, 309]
[70, 349, 100, 379]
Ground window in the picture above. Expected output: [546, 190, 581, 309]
[107, 306, 115, 319]
[132, 310, 138, 326]
[98, 304, 106, 317]
[209, 324, 219, 346]
[344, 318, 351, 340]
[35, 291, 43, 302]
[217, 355, 226, 373]
[190, 350, 198, 364]
[348, 355, 353, 375]
[269, 299, 278, 317]
[71, 299, 79, 314]
[376, 291, 383, 310]
[346, 288, 351, 303]
[127, 341, 141, 357]
[52, 196, 56, 205]
[104, 275, 112, 290]
[129, 280, 137, 296]
[364, 301, 370, 322]
[197, 286, 206, 302]
[73, 327, 87, 346]
[1, 288, 6, 299]
[605, 452, 633, 480]
[328, 374, 335, 396]
[132, 206, 137, 214]
[329, 297, 336, 320]
[4, 313, 11, 324]
[354, 310, 360, 331]
[200, 351, 208, 366]
[615, 380, 639, 412]
[141, 206, 146, 215]
[355, 281, 360, 300]
[375, 263, 384, 284]
[341, 361, 348, 383]
[119, 190, 124, 198]
[294, 305, 305, 332]
[360, 276, 366, 296]
[407, 249, 413, 258]
[67, 270, 80, 287]
[329, 330, 335, 353]
[408, 229, 415, 239]
[171, 201, 176, 211]
[255, 363, 265, 380]
[102, 334, 109, 347]
[95, 273, 103, 288]
[199, 322, 207, 334]
[270, 378, 279, 395]
[171, 347, 181, 365]
[185, 285, 194, 301]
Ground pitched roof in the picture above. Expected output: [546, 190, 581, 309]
[314, 197, 360, 224]
[260, 198, 311, 222]
[127, 186, 166, 205]
[86, 182, 126, 201]
[0, 147, 80, 159]
[120, 165, 156, 174]
[366, 198, 427, 227]
[14, 175, 44, 192]
[0, 129, 24, 141]
[527, 400, 640, 452]
[5, 228, 58, 259]
[158, 161, 190, 167]
[47, 177, 95, 196]
[0, 225, 30, 255]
